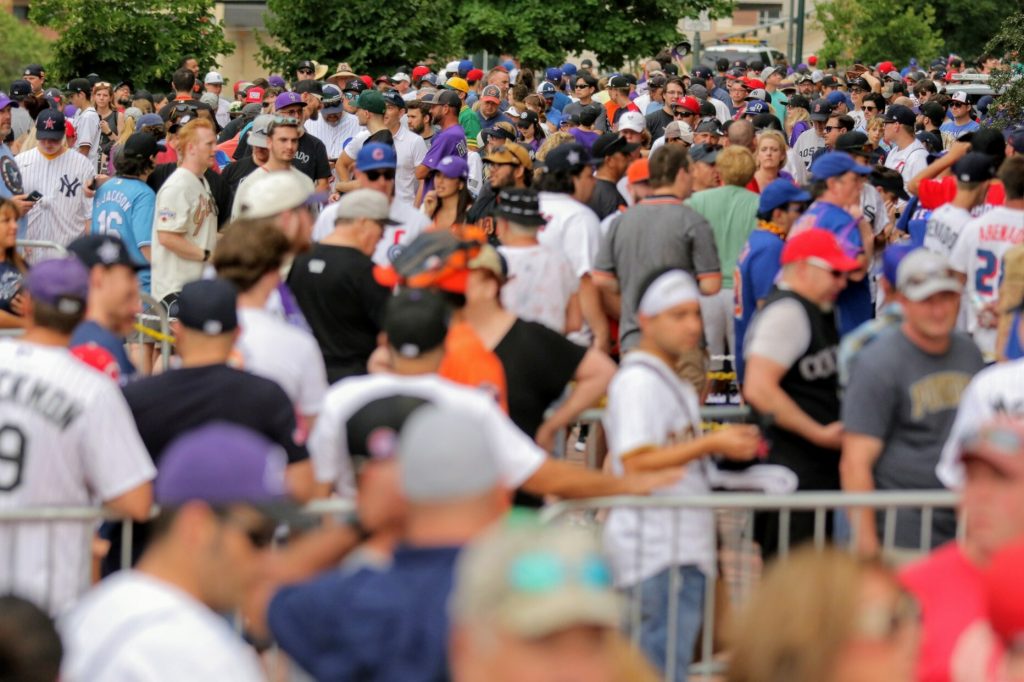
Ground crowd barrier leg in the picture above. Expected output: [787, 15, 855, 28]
[139, 292, 172, 372]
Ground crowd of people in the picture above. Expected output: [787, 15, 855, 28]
[0, 47, 1023, 682]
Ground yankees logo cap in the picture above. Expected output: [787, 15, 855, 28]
[35, 109, 65, 140]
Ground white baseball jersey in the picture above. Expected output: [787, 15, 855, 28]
[602, 350, 715, 587]
[498, 243, 579, 333]
[793, 127, 825, 171]
[884, 139, 929, 187]
[948, 206, 1024, 357]
[0, 340, 155, 614]
[312, 196, 430, 267]
[60, 571, 265, 681]
[16, 147, 96, 264]
[150, 167, 218, 302]
[309, 373, 545, 499]
[72, 107, 102, 168]
[305, 113, 362, 161]
[236, 307, 328, 417]
[937, 358, 1024, 490]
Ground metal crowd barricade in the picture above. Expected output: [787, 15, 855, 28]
[15, 239, 68, 258]
[540, 490, 960, 681]
[138, 291, 172, 372]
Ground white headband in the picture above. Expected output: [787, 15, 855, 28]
[637, 270, 700, 317]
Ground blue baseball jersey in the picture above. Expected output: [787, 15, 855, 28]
[793, 200, 873, 336]
[733, 228, 785, 384]
[91, 178, 155, 292]
[900, 196, 931, 247]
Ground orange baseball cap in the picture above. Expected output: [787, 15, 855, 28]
[626, 158, 649, 185]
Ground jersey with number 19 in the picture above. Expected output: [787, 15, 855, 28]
[92, 177, 156, 292]
[0, 340, 155, 614]
[948, 206, 1024, 357]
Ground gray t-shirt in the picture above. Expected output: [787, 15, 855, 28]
[842, 327, 984, 549]
[595, 195, 720, 350]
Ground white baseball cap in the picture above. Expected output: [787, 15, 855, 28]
[951, 91, 969, 104]
[204, 71, 224, 85]
[236, 171, 317, 220]
[391, 72, 410, 83]
[617, 110, 646, 134]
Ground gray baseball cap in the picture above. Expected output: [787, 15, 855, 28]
[335, 188, 399, 225]
[896, 249, 962, 302]
[248, 114, 274, 149]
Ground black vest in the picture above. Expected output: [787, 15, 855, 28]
[760, 288, 842, 489]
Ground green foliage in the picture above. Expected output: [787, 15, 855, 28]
[259, 0, 732, 74]
[816, 0, 942, 67]
[258, 0, 457, 75]
[30, 0, 234, 90]
[932, 0, 1015, 59]
[983, 11, 1024, 129]
[0, 13, 53, 87]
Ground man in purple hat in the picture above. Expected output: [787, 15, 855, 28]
[0, 257, 154, 615]
[271, 91, 331, 192]
[61, 422, 297, 680]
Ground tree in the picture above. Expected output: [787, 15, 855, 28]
[258, 0, 457, 76]
[816, 0, 943, 67]
[30, 0, 234, 89]
[983, 11, 1024, 129]
[931, 0, 1016, 59]
[0, 13, 53, 87]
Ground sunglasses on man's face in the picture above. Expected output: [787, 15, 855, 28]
[298, 68, 314, 75]
[863, 105, 878, 112]
[365, 169, 395, 181]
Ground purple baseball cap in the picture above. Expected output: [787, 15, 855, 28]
[24, 257, 88, 313]
[0, 93, 18, 110]
[155, 422, 298, 519]
[435, 155, 469, 179]
[274, 91, 305, 111]
[268, 74, 287, 88]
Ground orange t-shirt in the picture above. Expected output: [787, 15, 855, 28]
[438, 322, 508, 413]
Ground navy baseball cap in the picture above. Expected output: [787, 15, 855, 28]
[321, 84, 344, 114]
[156, 422, 298, 519]
[176, 279, 238, 335]
[952, 152, 998, 183]
[9, 80, 30, 100]
[35, 109, 65, 140]
[24, 257, 88, 313]
[883, 104, 916, 126]
[23, 64, 44, 78]
[692, 66, 713, 79]
[591, 132, 639, 160]
[744, 100, 770, 115]
[385, 288, 451, 358]
[542, 143, 596, 174]
[1008, 128, 1024, 155]
[382, 89, 406, 109]
[356, 142, 398, 172]
[759, 179, 811, 214]
[68, 234, 145, 271]
[810, 152, 872, 180]
[825, 91, 847, 107]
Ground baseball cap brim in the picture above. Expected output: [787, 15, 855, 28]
[481, 95, 500, 104]
[36, 129, 64, 141]
[500, 587, 621, 639]
[849, 162, 873, 176]
[373, 264, 469, 293]
[816, 252, 862, 272]
[901, 276, 963, 302]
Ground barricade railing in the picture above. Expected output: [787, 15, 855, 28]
[541, 490, 960, 681]
[16, 239, 68, 257]
[137, 291, 172, 371]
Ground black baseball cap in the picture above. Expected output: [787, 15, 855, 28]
[437, 90, 461, 108]
[870, 169, 910, 201]
[835, 131, 870, 154]
[543, 143, 597, 173]
[384, 288, 451, 358]
[607, 75, 630, 89]
[591, 132, 639, 160]
[692, 66, 713, 80]
[821, 75, 841, 88]
[176, 279, 238, 335]
[9, 80, 30, 100]
[787, 94, 811, 112]
[66, 78, 91, 94]
[35, 109, 65, 140]
[916, 131, 944, 155]
[122, 132, 160, 160]
[495, 187, 546, 227]
[694, 118, 724, 135]
[68, 234, 145, 271]
[810, 99, 833, 121]
[296, 60, 315, 72]
[951, 152, 998, 183]
[23, 64, 44, 78]
[293, 79, 323, 96]
[883, 104, 916, 126]
[690, 143, 722, 164]
[382, 89, 406, 109]
[848, 77, 870, 91]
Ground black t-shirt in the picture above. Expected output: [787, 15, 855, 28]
[287, 244, 390, 382]
[122, 363, 308, 465]
[494, 319, 587, 438]
[588, 178, 627, 220]
[147, 163, 231, 229]
[219, 114, 253, 144]
[293, 132, 331, 182]
[221, 155, 259, 208]
[646, 108, 673, 140]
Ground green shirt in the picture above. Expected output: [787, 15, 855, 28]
[459, 106, 481, 146]
[686, 185, 759, 289]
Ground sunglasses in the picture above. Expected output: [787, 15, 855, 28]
[574, 83, 591, 89]
[215, 509, 278, 549]
[298, 68, 314, 75]
[365, 169, 396, 181]
[508, 550, 612, 594]
[951, 101, 970, 108]
[863, 105, 878, 112]
[824, 125, 846, 133]
[674, 110, 696, 118]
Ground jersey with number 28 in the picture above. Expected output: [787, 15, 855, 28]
[0, 340, 155, 614]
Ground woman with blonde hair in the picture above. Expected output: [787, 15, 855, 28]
[785, 96, 812, 146]
[727, 548, 919, 682]
[748, 130, 795, 193]
[104, 109, 141, 175]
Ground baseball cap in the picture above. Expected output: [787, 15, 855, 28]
[877, 61, 895, 74]
[336, 188, 398, 225]
[9, 80, 30, 100]
[457, 59, 474, 76]
[688, 83, 709, 100]
[236, 171, 318, 220]
[483, 142, 531, 169]
[744, 100, 770, 115]
[692, 66, 713, 80]
[35, 109, 65, 140]
[545, 67, 563, 82]
[451, 516, 620, 638]
[869, 168, 910, 201]
[835, 131, 870, 155]
[444, 77, 469, 94]
[779, 78, 797, 93]
[780, 228, 860, 271]
[480, 85, 501, 104]
[356, 142, 398, 172]
[745, 88, 768, 102]
[177, 279, 238, 335]
[355, 90, 387, 115]
[917, 131, 944, 155]
[607, 74, 630, 90]
[958, 419, 1024, 480]
[848, 77, 870, 91]
[23, 64, 44, 78]
[883, 104, 916, 126]
[274, 91, 305, 111]
[65, 78, 91, 94]
[821, 75, 840, 88]
[516, 110, 539, 129]
[121, 131, 160, 161]
[562, 63, 578, 76]
[343, 78, 367, 94]
[689, 143, 721, 164]
[742, 77, 765, 91]
[664, 121, 693, 143]
[543, 143, 595, 174]
[382, 89, 406, 109]
[398, 404, 500, 503]
[204, 71, 224, 85]
[384, 288, 451, 358]
[68, 234, 145, 271]
[896, 249, 962, 301]
[244, 86, 265, 104]
[435, 155, 469, 179]
[592, 132, 639, 161]
[495, 187, 545, 227]
[810, 152, 872, 180]
[673, 95, 701, 114]
[293, 80, 323, 96]
[536, 82, 557, 98]
[466, 68, 484, 83]
[155, 422, 298, 522]
[825, 91, 847, 107]
[0, 93, 17, 111]
[1008, 128, 1024, 155]
[626, 157, 649, 184]
[267, 75, 287, 89]
[759, 179, 811, 214]
[373, 230, 489, 293]
[321, 84, 344, 114]
[137, 113, 164, 129]
[411, 65, 431, 81]
[246, 114, 274, 149]
[23, 257, 88, 314]
[694, 118, 724, 136]
[809, 99, 833, 121]
[882, 242, 916, 285]
[417, 91, 439, 106]
[437, 90, 462, 109]
[617, 110, 645, 134]
[952, 152, 998, 183]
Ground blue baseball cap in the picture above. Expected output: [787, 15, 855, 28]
[759, 179, 811, 214]
[458, 59, 474, 77]
[435, 155, 469, 179]
[321, 84, 344, 114]
[561, 63, 578, 76]
[744, 100, 770, 115]
[35, 109, 65, 140]
[177, 278, 238, 335]
[357, 142, 398, 172]
[546, 67, 563, 82]
[825, 90, 847, 107]
[882, 243, 916, 286]
[24, 257, 88, 312]
[137, 113, 164, 128]
[810, 152, 872, 180]
[155, 422, 298, 519]
[274, 91, 305, 111]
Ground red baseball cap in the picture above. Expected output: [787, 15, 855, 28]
[742, 77, 766, 90]
[359, 75, 373, 89]
[244, 86, 265, 104]
[412, 65, 430, 81]
[808, 55, 818, 66]
[877, 61, 895, 74]
[466, 68, 484, 83]
[781, 228, 860, 271]
[673, 95, 701, 114]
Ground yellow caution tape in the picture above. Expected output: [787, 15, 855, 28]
[706, 371, 737, 381]
[132, 323, 175, 345]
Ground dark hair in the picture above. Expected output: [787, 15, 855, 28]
[0, 595, 63, 682]
[534, 167, 576, 194]
[0, 198, 26, 275]
[716, 58, 729, 72]
[753, 113, 783, 132]
[756, 209, 776, 221]
[1000, 156, 1024, 201]
[178, 55, 197, 69]
[32, 299, 85, 334]
[411, 101, 433, 122]
[251, 77, 270, 89]
[430, 175, 472, 224]
[977, 53, 997, 68]
[829, 114, 855, 132]
[115, 149, 156, 178]
[863, 92, 886, 111]
[665, 77, 686, 92]
[575, 72, 597, 89]
[648, 144, 690, 188]
[19, 94, 48, 121]
[912, 79, 937, 97]
[171, 68, 195, 93]
[518, 68, 536, 92]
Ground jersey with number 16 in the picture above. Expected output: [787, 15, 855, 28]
[92, 177, 156, 292]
